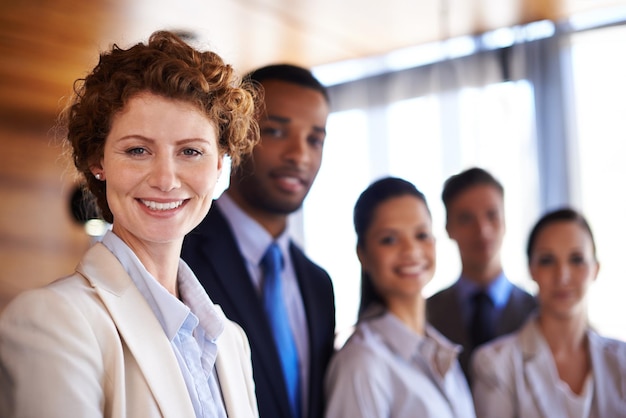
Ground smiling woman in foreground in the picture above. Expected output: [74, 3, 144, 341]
[0, 31, 260, 418]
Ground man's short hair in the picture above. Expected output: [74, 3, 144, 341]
[441, 167, 504, 212]
[244, 63, 329, 103]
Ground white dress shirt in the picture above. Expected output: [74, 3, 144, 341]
[325, 309, 476, 418]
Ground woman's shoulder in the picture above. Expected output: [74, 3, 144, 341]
[219, 314, 251, 349]
[334, 320, 384, 356]
[2, 272, 99, 319]
[475, 330, 522, 358]
[325, 320, 398, 399]
[589, 329, 626, 360]
[328, 320, 393, 373]
[471, 325, 528, 376]
[0, 271, 119, 365]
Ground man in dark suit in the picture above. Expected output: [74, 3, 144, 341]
[182, 64, 335, 418]
[427, 167, 537, 382]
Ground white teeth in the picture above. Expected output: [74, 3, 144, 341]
[141, 200, 183, 211]
[279, 176, 300, 185]
[398, 265, 424, 275]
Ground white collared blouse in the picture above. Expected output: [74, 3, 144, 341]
[325, 310, 476, 418]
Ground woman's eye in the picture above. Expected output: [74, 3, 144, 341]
[380, 236, 396, 245]
[536, 255, 554, 266]
[182, 148, 202, 156]
[417, 232, 431, 241]
[127, 147, 146, 156]
[570, 254, 585, 265]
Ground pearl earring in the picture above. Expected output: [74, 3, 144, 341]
[95, 173, 102, 180]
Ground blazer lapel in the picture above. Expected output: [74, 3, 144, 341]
[588, 331, 608, 417]
[445, 285, 469, 347]
[77, 243, 195, 418]
[199, 209, 267, 327]
[587, 330, 626, 417]
[214, 307, 258, 418]
[498, 288, 523, 334]
[520, 321, 561, 418]
[197, 208, 292, 417]
[289, 242, 337, 418]
[291, 243, 317, 341]
[498, 286, 537, 335]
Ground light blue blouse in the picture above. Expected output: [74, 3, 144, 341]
[102, 231, 227, 418]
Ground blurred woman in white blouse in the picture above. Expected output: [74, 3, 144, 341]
[324, 177, 475, 418]
[471, 208, 626, 418]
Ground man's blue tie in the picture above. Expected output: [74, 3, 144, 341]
[262, 243, 300, 418]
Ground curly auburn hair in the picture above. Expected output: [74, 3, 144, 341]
[61, 30, 260, 223]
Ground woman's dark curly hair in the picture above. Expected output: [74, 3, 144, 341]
[60, 30, 260, 223]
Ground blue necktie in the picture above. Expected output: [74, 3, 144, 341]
[262, 243, 300, 418]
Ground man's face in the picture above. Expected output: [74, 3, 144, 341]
[446, 184, 505, 272]
[231, 79, 329, 215]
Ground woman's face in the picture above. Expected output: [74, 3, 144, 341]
[529, 221, 599, 320]
[95, 92, 222, 249]
[358, 195, 436, 305]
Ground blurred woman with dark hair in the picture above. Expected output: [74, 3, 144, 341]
[472, 208, 626, 417]
[325, 177, 475, 418]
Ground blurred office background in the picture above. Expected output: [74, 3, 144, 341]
[1, 0, 625, 341]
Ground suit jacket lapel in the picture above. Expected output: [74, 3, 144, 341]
[199, 209, 266, 325]
[498, 286, 537, 335]
[429, 285, 471, 376]
[290, 244, 317, 413]
[447, 285, 469, 347]
[520, 321, 560, 418]
[215, 307, 257, 418]
[199, 207, 292, 417]
[498, 288, 522, 334]
[77, 243, 195, 418]
[290, 243, 316, 342]
[290, 242, 337, 418]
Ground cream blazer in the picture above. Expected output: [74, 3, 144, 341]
[0, 243, 259, 418]
[471, 318, 626, 418]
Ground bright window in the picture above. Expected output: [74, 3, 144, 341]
[302, 80, 540, 336]
[570, 24, 626, 341]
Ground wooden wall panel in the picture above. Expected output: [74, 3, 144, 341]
[2, 0, 625, 124]
[0, 125, 91, 313]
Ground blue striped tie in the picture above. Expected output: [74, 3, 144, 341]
[262, 243, 300, 418]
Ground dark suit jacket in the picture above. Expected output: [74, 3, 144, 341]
[182, 204, 336, 418]
[426, 280, 537, 382]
